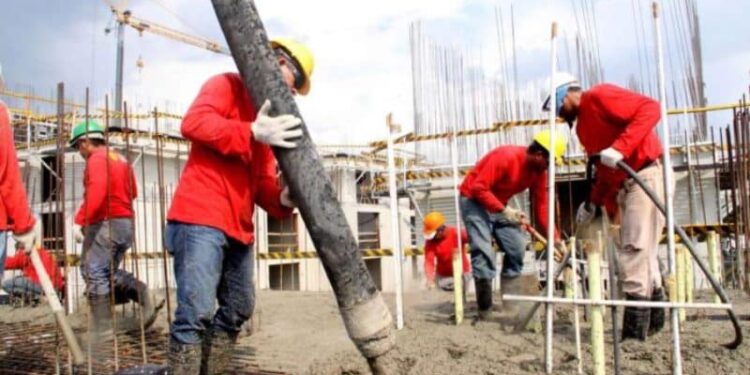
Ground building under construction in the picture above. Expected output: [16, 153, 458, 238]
[1, 1, 749, 374]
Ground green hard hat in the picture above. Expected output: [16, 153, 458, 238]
[69, 120, 105, 147]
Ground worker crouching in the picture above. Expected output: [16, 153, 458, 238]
[423, 212, 471, 295]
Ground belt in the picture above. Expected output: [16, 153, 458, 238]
[636, 158, 661, 172]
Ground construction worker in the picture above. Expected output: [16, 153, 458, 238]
[2, 243, 63, 303]
[164, 38, 313, 373]
[0, 66, 42, 290]
[459, 130, 566, 319]
[71, 120, 160, 336]
[422, 211, 470, 291]
[544, 73, 666, 341]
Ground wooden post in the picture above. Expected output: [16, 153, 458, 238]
[211, 0, 395, 368]
[707, 231, 721, 304]
[587, 233, 605, 375]
[677, 246, 687, 323]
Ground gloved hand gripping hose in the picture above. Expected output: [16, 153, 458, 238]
[599, 156, 742, 349]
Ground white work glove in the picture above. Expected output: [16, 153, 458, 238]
[73, 224, 84, 243]
[576, 202, 596, 225]
[251, 99, 303, 149]
[502, 206, 528, 225]
[13, 218, 42, 254]
[278, 174, 296, 208]
[600, 147, 624, 168]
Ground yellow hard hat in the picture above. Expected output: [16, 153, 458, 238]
[532, 130, 567, 165]
[423, 212, 446, 240]
[271, 38, 314, 95]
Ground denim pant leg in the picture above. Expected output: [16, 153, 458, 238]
[460, 196, 496, 280]
[491, 214, 527, 278]
[0, 231, 7, 276]
[166, 222, 226, 345]
[213, 239, 254, 337]
[2, 276, 43, 298]
[82, 219, 133, 297]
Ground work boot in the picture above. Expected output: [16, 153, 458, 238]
[89, 293, 114, 339]
[649, 288, 666, 336]
[474, 278, 493, 320]
[168, 340, 202, 374]
[621, 293, 651, 342]
[114, 270, 165, 331]
[501, 275, 522, 316]
[200, 328, 237, 375]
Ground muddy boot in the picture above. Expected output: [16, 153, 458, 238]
[200, 328, 236, 374]
[168, 340, 201, 374]
[89, 293, 114, 340]
[501, 276, 522, 317]
[114, 270, 165, 331]
[621, 293, 650, 342]
[474, 278, 493, 320]
[649, 288, 665, 336]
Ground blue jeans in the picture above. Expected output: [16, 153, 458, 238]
[0, 231, 6, 277]
[2, 276, 43, 298]
[460, 196, 527, 279]
[81, 219, 134, 297]
[166, 221, 255, 345]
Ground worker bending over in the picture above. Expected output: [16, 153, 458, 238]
[423, 211, 471, 292]
[3, 244, 63, 304]
[545, 73, 666, 341]
[165, 39, 313, 373]
[459, 130, 566, 320]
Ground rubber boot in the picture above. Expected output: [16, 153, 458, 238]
[89, 293, 114, 339]
[501, 276, 522, 316]
[200, 328, 236, 375]
[113, 270, 164, 331]
[168, 340, 202, 374]
[621, 293, 651, 342]
[649, 288, 666, 336]
[474, 278, 493, 320]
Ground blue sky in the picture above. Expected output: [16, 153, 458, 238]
[0, 0, 748, 144]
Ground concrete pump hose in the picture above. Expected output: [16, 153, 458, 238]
[609, 157, 742, 349]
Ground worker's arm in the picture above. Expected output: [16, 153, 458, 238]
[75, 155, 107, 226]
[531, 171, 560, 240]
[181, 74, 253, 157]
[595, 86, 661, 158]
[466, 157, 506, 213]
[423, 242, 436, 284]
[3, 251, 26, 270]
[253, 146, 293, 219]
[128, 166, 138, 200]
[0, 103, 35, 234]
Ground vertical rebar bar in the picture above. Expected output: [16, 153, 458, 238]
[154, 108, 172, 324]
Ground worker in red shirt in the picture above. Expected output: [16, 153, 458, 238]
[164, 38, 313, 373]
[422, 211, 470, 292]
[2, 244, 63, 303]
[459, 130, 566, 319]
[70, 120, 160, 338]
[544, 73, 666, 341]
[0, 69, 42, 281]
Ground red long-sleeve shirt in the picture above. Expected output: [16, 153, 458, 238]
[167, 73, 292, 245]
[459, 145, 559, 239]
[0, 101, 35, 234]
[424, 226, 470, 281]
[576, 84, 662, 208]
[75, 148, 137, 226]
[4, 248, 65, 290]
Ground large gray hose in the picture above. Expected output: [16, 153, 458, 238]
[615, 159, 742, 349]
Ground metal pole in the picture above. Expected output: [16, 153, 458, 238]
[570, 237, 582, 374]
[544, 21, 558, 375]
[114, 19, 125, 124]
[652, 3, 682, 374]
[386, 113, 404, 330]
[449, 106, 465, 325]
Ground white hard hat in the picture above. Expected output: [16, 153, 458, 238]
[541, 72, 580, 114]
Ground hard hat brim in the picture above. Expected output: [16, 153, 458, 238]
[423, 231, 437, 240]
[69, 132, 105, 147]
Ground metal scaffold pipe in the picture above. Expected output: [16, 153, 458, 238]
[652, 2, 682, 374]
[544, 20, 558, 375]
[386, 113, 404, 330]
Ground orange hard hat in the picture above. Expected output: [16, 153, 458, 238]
[423, 212, 446, 240]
